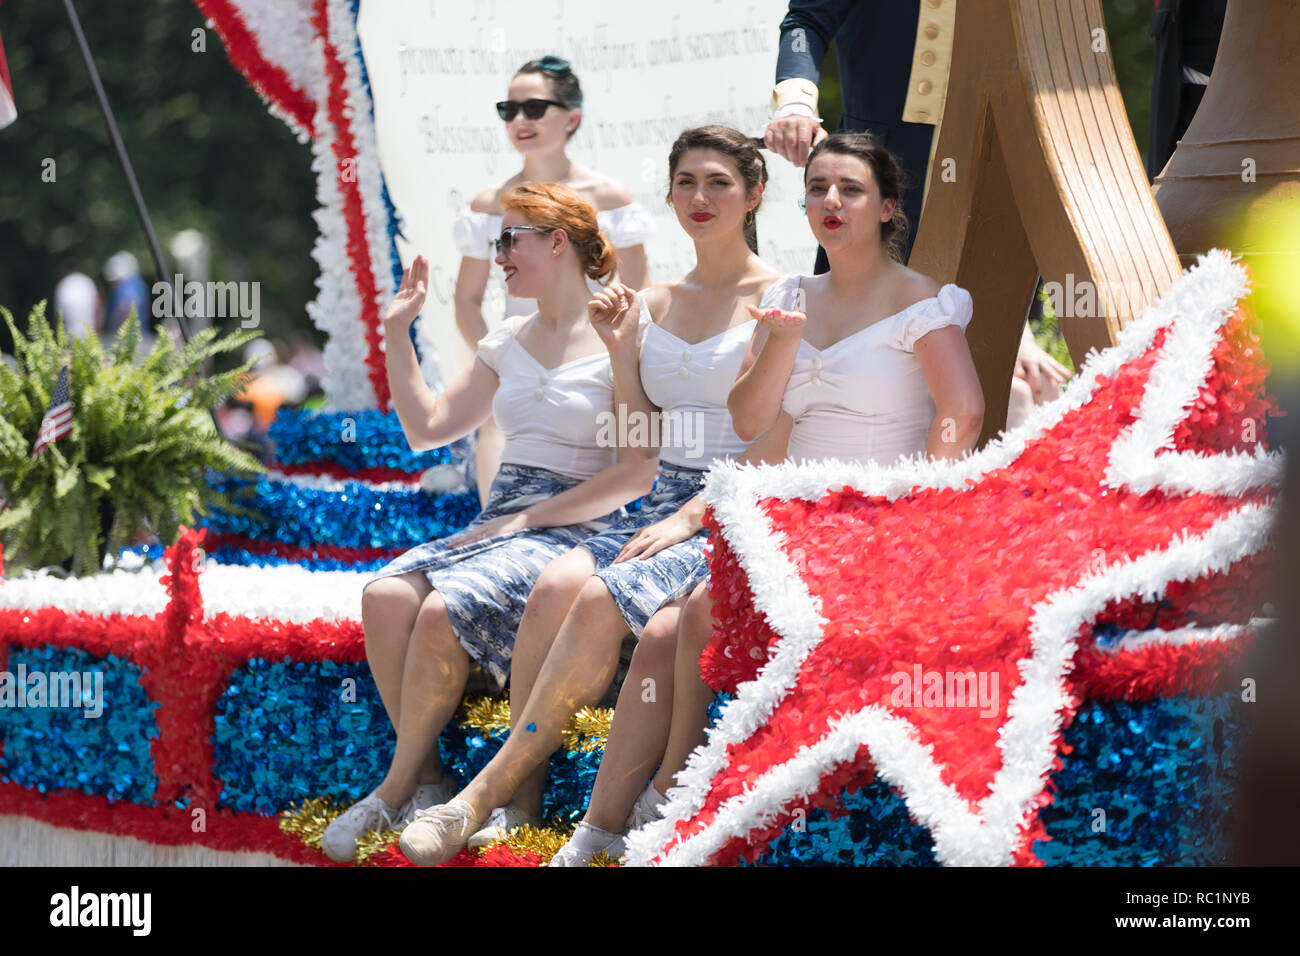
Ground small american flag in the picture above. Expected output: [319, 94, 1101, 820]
[31, 365, 73, 458]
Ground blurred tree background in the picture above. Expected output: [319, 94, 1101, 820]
[1, 0, 1156, 360]
[0, 0, 317, 356]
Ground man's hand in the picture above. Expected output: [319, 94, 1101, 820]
[764, 114, 829, 168]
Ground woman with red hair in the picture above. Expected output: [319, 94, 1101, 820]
[322, 183, 656, 863]
[454, 55, 653, 507]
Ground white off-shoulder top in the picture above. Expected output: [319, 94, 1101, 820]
[634, 279, 801, 468]
[778, 278, 975, 466]
[474, 317, 618, 480]
[454, 203, 656, 319]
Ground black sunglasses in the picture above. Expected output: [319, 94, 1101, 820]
[496, 98, 567, 121]
[494, 225, 551, 256]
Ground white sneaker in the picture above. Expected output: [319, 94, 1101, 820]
[549, 821, 626, 867]
[399, 798, 478, 866]
[466, 804, 542, 849]
[626, 781, 668, 832]
[321, 791, 408, 863]
[411, 782, 454, 815]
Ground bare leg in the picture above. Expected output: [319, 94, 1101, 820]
[652, 580, 717, 796]
[361, 572, 441, 783]
[582, 603, 683, 833]
[374, 590, 470, 805]
[455, 577, 628, 820]
[361, 572, 430, 727]
[1006, 374, 1034, 431]
[506, 548, 597, 817]
[474, 415, 505, 508]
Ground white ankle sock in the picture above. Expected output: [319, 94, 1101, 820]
[572, 821, 621, 849]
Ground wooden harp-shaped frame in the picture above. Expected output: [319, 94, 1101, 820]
[911, 0, 1183, 445]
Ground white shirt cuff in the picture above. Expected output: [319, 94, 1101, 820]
[770, 103, 821, 122]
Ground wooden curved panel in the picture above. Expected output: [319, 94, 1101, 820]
[912, 0, 1181, 445]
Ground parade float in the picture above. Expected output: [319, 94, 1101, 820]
[0, 0, 1289, 866]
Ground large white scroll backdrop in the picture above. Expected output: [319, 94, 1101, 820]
[358, 0, 818, 380]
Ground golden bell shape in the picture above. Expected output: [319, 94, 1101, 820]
[1152, 0, 1300, 370]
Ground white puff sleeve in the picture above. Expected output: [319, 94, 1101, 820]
[596, 203, 656, 248]
[759, 274, 804, 312]
[453, 210, 495, 260]
[635, 291, 654, 350]
[891, 284, 974, 352]
[474, 320, 517, 374]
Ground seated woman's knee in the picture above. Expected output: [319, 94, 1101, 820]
[527, 551, 593, 615]
[680, 587, 716, 655]
[636, 610, 679, 668]
[408, 590, 455, 652]
[361, 576, 421, 636]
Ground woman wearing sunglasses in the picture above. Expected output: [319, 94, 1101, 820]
[453, 55, 655, 507]
[398, 126, 809, 866]
[322, 183, 657, 863]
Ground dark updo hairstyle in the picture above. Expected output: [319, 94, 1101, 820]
[501, 182, 617, 283]
[514, 55, 583, 138]
[805, 131, 910, 262]
[666, 125, 768, 254]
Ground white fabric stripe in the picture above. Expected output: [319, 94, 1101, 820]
[1095, 621, 1252, 654]
[0, 814, 306, 867]
[199, 563, 369, 623]
[266, 468, 423, 493]
[0, 565, 169, 616]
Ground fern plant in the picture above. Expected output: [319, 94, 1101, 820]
[0, 302, 266, 576]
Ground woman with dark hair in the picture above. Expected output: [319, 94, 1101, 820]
[321, 183, 657, 863]
[611, 130, 985, 868]
[398, 126, 802, 866]
[453, 55, 655, 506]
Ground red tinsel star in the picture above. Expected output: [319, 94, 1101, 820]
[627, 250, 1283, 867]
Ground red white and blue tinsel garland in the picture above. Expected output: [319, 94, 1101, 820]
[192, 0, 436, 410]
[625, 249, 1282, 867]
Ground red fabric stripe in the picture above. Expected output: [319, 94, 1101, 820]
[311, 0, 390, 410]
[271, 461, 425, 485]
[191, 0, 316, 135]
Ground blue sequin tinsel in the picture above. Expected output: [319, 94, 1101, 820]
[0, 645, 159, 803]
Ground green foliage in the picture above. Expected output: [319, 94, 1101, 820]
[0, 302, 266, 576]
[1031, 285, 1075, 372]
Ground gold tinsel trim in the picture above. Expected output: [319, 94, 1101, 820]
[280, 696, 616, 862]
[482, 822, 621, 867]
[278, 795, 399, 865]
[455, 695, 614, 752]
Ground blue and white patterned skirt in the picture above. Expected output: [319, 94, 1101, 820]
[366, 462, 622, 687]
[578, 462, 712, 638]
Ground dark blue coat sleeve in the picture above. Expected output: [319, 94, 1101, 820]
[776, 0, 857, 84]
